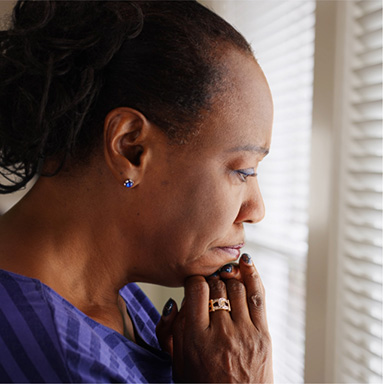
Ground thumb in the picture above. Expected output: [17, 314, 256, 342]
[156, 298, 178, 356]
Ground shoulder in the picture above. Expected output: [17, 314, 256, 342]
[0, 272, 172, 383]
[0, 269, 73, 382]
[0, 270, 135, 382]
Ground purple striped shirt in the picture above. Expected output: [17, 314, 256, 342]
[0, 269, 173, 383]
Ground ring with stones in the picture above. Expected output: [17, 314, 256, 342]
[208, 298, 231, 312]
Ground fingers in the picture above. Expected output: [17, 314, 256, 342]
[171, 304, 186, 382]
[184, 275, 210, 330]
[206, 276, 232, 323]
[239, 253, 268, 332]
[225, 278, 249, 322]
[156, 298, 178, 356]
[171, 260, 272, 383]
[219, 263, 242, 282]
[208, 277, 227, 301]
[183, 254, 268, 332]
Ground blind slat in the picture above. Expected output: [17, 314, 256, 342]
[345, 226, 382, 246]
[345, 242, 381, 265]
[357, 27, 382, 50]
[348, 157, 382, 173]
[348, 174, 383, 191]
[357, 8, 383, 31]
[347, 190, 382, 207]
[353, 63, 382, 85]
[344, 290, 383, 321]
[344, 276, 382, 305]
[347, 208, 383, 229]
[352, 120, 383, 138]
[344, 337, 383, 364]
[357, 47, 382, 66]
[344, 258, 382, 284]
[358, 0, 382, 15]
[343, 348, 382, 377]
[344, 311, 382, 339]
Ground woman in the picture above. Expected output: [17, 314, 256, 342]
[0, 1, 273, 382]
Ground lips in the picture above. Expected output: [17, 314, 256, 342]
[216, 243, 244, 260]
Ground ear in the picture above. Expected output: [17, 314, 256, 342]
[103, 107, 151, 188]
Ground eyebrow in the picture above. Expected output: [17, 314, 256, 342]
[226, 145, 270, 156]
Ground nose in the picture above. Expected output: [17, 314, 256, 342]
[235, 179, 265, 224]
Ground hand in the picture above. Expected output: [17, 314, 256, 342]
[156, 254, 273, 383]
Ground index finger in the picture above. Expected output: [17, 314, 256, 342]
[239, 254, 269, 332]
[184, 275, 210, 330]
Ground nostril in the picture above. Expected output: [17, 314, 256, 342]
[235, 198, 265, 225]
[250, 197, 265, 223]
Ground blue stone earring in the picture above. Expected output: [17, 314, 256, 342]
[123, 179, 134, 188]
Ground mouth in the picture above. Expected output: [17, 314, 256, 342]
[216, 243, 244, 260]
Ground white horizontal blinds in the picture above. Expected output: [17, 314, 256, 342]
[243, 247, 307, 383]
[338, 1, 382, 383]
[243, 3, 315, 383]
[239, 0, 316, 257]
[211, 1, 316, 383]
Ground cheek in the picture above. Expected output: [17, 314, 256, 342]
[141, 170, 242, 259]
[140, 180, 243, 283]
[178, 181, 241, 246]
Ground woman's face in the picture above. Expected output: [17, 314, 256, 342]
[128, 50, 273, 286]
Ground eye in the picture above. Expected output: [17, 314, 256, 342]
[235, 168, 256, 182]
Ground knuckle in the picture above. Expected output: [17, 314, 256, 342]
[249, 330, 272, 355]
[214, 321, 232, 337]
[208, 278, 226, 293]
[248, 292, 264, 310]
[227, 279, 245, 295]
[264, 332, 272, 345]
[187, 278, 208, 296]
[259, 332, 273, 354]
[248, 270, 260, 281]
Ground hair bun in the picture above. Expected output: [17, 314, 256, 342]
[0, 1, 143, 193]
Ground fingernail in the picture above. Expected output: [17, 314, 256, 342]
[241, 253, 252, 264]
[162, 298, 174, 317]
[220, 264, 233, 273]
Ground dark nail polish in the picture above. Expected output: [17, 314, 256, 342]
[241, 253, 252, 264]
[162, 298, 174, 317]
[220, 264, 233, 273]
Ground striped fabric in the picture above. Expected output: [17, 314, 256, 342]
[0, 269, 173, 383]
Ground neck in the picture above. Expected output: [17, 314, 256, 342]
[0, 173, 135, 329]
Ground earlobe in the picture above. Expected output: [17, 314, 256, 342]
[123, 179, 135, 188]
[103, 107, 150, 187]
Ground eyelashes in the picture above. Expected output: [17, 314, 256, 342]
[235, 168, 256, 182]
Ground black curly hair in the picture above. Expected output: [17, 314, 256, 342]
[0, 0, 252, 193]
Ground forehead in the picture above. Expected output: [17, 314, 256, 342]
[193, 49, 273, 154]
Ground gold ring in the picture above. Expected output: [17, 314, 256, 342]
[209, 298, 231, 312]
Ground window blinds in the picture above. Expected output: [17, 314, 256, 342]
[337, 1, 382, 382]
[203, 1, 316, 382]
[241, 3, 315, 383]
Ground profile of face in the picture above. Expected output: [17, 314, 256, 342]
[112, 49, 273, 287]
